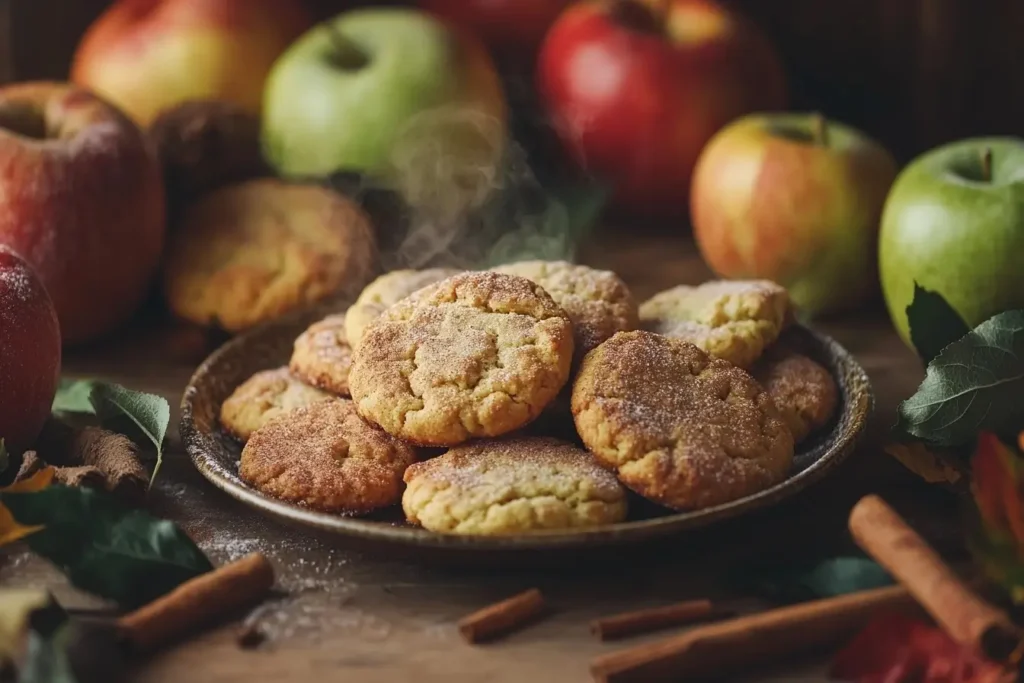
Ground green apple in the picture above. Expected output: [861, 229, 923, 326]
[880, 137, 1024, 346]
[261, 8, 507, 181]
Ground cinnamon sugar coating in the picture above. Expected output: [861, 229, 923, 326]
[752, 348, 838, 443]
[402, 437, 627, 534]
[639, 280, 792, 368]
[289, 313, 353, 396]
[345, 268, 462, 347]
[348, 271, 575, 446]
[493, 260, 639, 362]
[571, 331, 794, 510]
[239, 399, 417, 514]
[219, 367, 332, 441]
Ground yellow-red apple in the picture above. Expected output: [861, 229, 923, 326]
[71, 0, 312, 126]
[0, 83, 166, 344]
[0, 247, 61, 454]
[692, 113, 898, 315]
[537, 0, 786, 214]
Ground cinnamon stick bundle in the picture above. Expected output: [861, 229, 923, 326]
[849, 495, 1023, 661]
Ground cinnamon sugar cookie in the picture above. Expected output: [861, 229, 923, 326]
[345, 268, 462, 346]
[289, 313, 353, 395]
[349, 271, 574, 446]
[639, 280, 792, 368]
[572, 331, 794, 510]
[239, 399, 417, 514]
[752, 348, 838, 443]
[493, 260, 638, 362]
[219, 367, 332, 441]
[402, 437, 627, 534]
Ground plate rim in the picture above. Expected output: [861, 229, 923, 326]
[181, 317, 874, 551]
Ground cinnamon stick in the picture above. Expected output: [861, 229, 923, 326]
[590, 585, 915, 683]
[118, 553, 275, 651]
[591, 599, 717, 641]
[458, 589, 547, 644]
[849, 494, 1023, 661]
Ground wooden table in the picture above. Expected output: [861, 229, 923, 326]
[1, 230, 957, 683]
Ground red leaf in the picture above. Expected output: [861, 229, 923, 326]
[831, 614, 1014, 683]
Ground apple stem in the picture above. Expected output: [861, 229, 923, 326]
[811, 112, 829, 147]
[323, 22, 369, 70]
[981, 148, 993, 182]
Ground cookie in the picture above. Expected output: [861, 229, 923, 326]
[752, 349, 838, 443]
[289, 313, 353, 395]
[163, 178, 377, 332]
[572, 330, 794, 510]
[639, 280, 792, 368]
[219, 367, 333, 441]
[493, 260, 639, 362]
[402, 437, 627, 534]
[345, 268, 462, 346]
[349, 271, 574, 446]
[239, 399, 417, 514]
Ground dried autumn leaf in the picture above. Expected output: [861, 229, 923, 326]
[885, 441, 966, 486]
[831, 613, 1014, 683]
[972, 433, 1024, 547]
[0, 467, 54, 547]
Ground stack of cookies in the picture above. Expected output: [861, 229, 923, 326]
[219, 265, 838, 536]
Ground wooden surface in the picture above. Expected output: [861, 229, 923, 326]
[0, 230, 958, 683]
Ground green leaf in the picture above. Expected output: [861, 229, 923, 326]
[51, 379, 96, 415]
[1, 486, 212, 609]
[906, 284, 971, 364]
[897, 310, 1024, 447]
[87, 383, 169, 486]
[732, 557, 893, 603]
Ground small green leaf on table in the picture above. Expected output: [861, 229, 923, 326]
[0, 485, 212, 609]
[896, 310, 1024, 448]
[906, 283, 970, 364]
[734, 557, 893, 603]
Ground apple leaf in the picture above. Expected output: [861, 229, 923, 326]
[906, 283, 970, 364]
[896, 310, 1024, 448]
[51, 379, 96, 415]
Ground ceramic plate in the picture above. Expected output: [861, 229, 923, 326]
[181, 307, 872, 552]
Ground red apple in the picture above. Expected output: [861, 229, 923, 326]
[537, 0, 786, 213]
[692, 113, 898, 315]
[0, 83, 166, 344]
[0, 247, 61, 454]
[71, 0, 312, 126]
[419, 0, 571, 56]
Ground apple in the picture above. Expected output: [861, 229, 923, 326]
[0, 83, 166, 344]
[0, 247, 61, 454]
[70, 0, 312, 126]
[880, 138, 1024, 345]
[418, 0, 571, 57]
[261, 8, 507, 183]
[692, 113, 898, 315]
[537, 0, 786, 214]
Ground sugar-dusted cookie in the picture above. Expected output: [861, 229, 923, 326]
[239, 399, 417, 514]
[345, 268, 462, 346]
[639, 280, 792, 368]
[289, 313, 353, 396]
[349, 271, 574, 446]
[753, 348, 838, 444]
[402, 437, 627, 534]
[572, 331, 794, 510]
[493, 260, 638, 363]
[219, 367, 333, 441]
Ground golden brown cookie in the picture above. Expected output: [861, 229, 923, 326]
[239, 399, 417, 514]
[289, 313, 353, 395]
[752, 349, 838, 444]
[219, 367, 333, 441]
[639, 280, 792, 368]
[493, 260, 639, 363]
[349, 271, 575, 446]
[572, 331, 794, 510]
[163, 178, 377, 332]
[402, 437, 627, 534]
[345, 268, 462, 346]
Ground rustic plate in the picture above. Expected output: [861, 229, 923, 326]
[181, 307, 873, 553]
